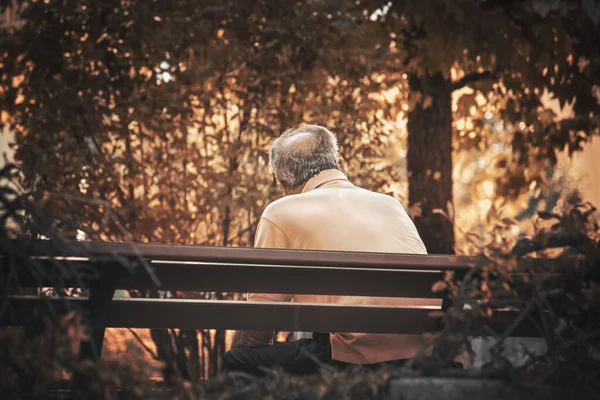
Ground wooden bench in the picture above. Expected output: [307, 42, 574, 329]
[1, 240, 538, 359]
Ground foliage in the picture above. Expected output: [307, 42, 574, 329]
[2, 1, 599, 243]
[2, 0, 600, 379]
[355, 0, 600, 253]
[430, 200, 600, 393]
[371, 0, 600, 165]
[0, 1, 406, 375]
[2, 158, 599, 398]
[0, 0, 398, 245]
[0, 313, 164, 400]
[0, 163, 157, 399]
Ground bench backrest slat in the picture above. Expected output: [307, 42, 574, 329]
[21, 240, 480, 271]
[5, 296, 539, 337]
[18, 259, 447, 298]
[10, 240, 480, 298]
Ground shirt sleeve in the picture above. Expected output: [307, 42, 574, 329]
[248, 217, 294, 303]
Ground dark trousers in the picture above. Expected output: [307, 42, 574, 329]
[222, 333, 410, 376]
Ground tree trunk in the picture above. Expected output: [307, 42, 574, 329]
[406, 73, 455, 255]
[150, 328, 178, 384]
[188, 330, 201, 382]
[209, 328, 226, 376]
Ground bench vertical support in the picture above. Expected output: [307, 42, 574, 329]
[80, 272, 118, 360]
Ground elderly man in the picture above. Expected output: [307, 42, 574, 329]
[222, 124, 429, 375]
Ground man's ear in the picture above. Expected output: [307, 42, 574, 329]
[339, 155, 348, 175]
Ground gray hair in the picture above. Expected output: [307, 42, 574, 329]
[269, 125, 340, 190]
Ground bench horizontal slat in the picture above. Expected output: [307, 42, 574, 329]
[3, 296, 539, 337]
[17, 240, 480, 271]
[14, 259, 446, 298]
[8, 239, 480, 298]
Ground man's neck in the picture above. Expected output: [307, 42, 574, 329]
[281, 185, 304, 196]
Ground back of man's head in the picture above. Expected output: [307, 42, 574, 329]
[269, 125, 340, 190]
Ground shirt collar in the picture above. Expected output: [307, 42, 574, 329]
[301, 169, 349, 193]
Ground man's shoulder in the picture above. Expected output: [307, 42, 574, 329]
[261, 191, 329, 227]
[261, 195, 299, 223]
[354, 186, 403, 207]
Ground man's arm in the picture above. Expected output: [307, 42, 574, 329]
[233, 216, 292, 348]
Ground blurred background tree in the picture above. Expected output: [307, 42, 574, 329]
[1, 0, 599, 378]
[361, 0, 600, 253]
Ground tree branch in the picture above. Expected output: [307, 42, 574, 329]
[490, 296, 537, 354]
[510, 231, 594, 257]
[128, 328, 160, 360]
[450, 70, 497, 91]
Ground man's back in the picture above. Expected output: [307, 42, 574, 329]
[252, 170, 434, 364]
[260, 172, 426, 255]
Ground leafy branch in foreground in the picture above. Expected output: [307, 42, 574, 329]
[431, 201, 600, 392]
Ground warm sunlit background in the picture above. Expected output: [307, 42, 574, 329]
[1, 0, 599, 380]
[2, 80, 597, 378]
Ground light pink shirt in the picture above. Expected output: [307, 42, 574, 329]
[250, 169, 434, 364]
